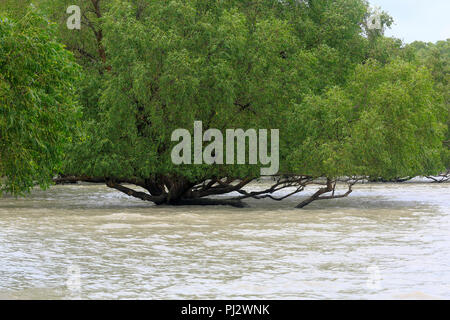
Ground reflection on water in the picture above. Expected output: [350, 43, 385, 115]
[0, 183, 449, 299]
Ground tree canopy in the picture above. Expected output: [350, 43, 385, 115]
[1, 0, 448, 206]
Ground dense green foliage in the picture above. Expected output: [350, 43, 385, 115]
[288, 59, 446, 179]
[406, 40, 450, 168]
[0, 10, 80, 195]
[1, 0, 448, 205]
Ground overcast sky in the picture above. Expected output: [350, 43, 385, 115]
[369, 0, 450, 43]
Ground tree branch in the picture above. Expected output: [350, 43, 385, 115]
[296, 178, 356, 209]
[106, 180, 166, 204]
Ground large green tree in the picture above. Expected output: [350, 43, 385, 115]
[0, 9, 80, 195]
[5, 0, 447, 206]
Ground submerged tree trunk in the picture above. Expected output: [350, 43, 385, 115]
[101, 176, 253, 206]
[52, 175, 356, 208]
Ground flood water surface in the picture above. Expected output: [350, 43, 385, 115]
[0, 183, 449, 299]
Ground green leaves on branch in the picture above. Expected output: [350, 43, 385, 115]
[0, 10, 80, 195]
[287, 59, 446, 179]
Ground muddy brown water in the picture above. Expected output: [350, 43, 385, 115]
[0, 182, 449, 299]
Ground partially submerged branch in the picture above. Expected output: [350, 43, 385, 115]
[106, 180, 166, 205]
[426, 171, 450, 183]
[296, 178, 356, 209]
[53, 175, 359, 209]
[231, 176, 313, 201]
[172, 198, 248, 208]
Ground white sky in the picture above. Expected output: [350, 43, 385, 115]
[369, 0, 450, 43]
